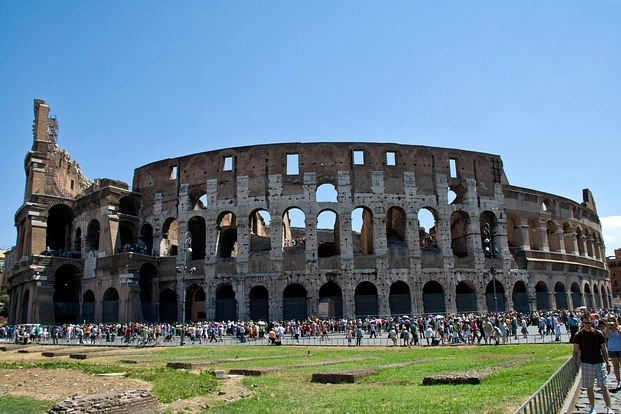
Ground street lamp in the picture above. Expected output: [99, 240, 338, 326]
[483, 222, 499, 315]
[176, 232, 192, 346]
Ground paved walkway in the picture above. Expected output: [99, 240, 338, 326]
[570, 370, 621, 413]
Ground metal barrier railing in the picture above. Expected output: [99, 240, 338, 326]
[513, 357, 577, 414]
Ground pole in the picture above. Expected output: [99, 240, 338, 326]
[180, 232, 192, 346]
[484, 223, 499, 315]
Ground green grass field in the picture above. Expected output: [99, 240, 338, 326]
[0, 343, 572, 414]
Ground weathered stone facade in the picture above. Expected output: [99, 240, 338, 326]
[4, 99, 610, 325]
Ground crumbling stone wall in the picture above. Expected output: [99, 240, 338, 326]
[47, 389, 158, 414]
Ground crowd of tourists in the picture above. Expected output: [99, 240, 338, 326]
[1, 308, 619, 347]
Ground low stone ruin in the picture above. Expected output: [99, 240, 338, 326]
[47, 389, 157, 414]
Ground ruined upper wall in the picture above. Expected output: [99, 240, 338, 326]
[25, 99, 92, 201]
[133, 142, 507, 210]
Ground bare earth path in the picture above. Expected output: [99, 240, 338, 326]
[0, 345, 252, 413]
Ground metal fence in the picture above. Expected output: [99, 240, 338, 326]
[514, 357, 577, 414]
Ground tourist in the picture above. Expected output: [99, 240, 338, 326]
[572, 314, 614, 414]
[355, 326, 363, 346]
[604, 316, 621, 390]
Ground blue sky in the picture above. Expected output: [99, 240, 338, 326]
[1, 1, 620, 254]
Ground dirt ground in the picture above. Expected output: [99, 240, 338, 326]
[0, 344, 252, 413]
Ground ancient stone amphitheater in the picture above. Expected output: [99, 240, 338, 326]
[4, 99, 610, 325]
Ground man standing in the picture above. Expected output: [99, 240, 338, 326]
[573, 314, 615, 414]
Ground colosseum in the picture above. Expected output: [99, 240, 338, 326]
[3, 99, 611, 325]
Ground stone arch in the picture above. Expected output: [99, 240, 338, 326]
[448, 182, 467, 205]
[351, 206, 374, 255]
[189, 185, 208, 210]
[53, 264, 81, 324]
[159, 289, 177, 323]
[506, 214, 523, 249]
[563, 223, 575, 254]
[546, 220, 560, 252]
[576, 226, 585, 256]
[282, 207, 306, 250]
[593, 233, 603, 260]
[138, 263, 158, 322]
[160, 217, 178, 256]
[535, 281, 551, 310]
[283, 283, 308, 321]
[139, 223, 154, 255]
[215, 284, 236, 322]
[118, 220, 137, 252]
[101, 288, 120, 323]
[316, 182, 338, 202]
[355, 281, 379, 318]
[485, 278, 505, 313]
[389, 281, 412, 316]
[82, 290, 95, 324]
[455, 280, 477, 313]
[584, 283, 593, 309]
[584, 229, 594, 258]
[317, 209, 339, 257]
[386, 207, 406, 244]
[216, 211, 238, 258]
[593, 284, 601, 309]
[119, 196, 140, 216]
[46, 203, 75, 254]
[318, 282, 343, 319]
[185, 284, 205, 322]
[418, 207, 438, 249]
[73, 227, 82, 256]
[249, 285, 269, 322]
[423, 281, 445, 314]
[512, 281, 529, 314]
[20, 289, 29, 324]
[528, 217, 543, 251]
[188, 216, 206, 260]
[86, 219, 100, 252]
[570, 282, 582, 308]
[450, 210, 470, 258]
[249, 209, 272, 252]
[554, 282, 569, 309]
[542, 197, 554, 213]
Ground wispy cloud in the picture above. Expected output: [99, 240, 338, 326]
[602, 216, 621, 258]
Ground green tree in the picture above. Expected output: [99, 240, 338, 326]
[0, 289, 9, 318]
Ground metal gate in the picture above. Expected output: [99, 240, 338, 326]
[141, 301, 156, 322]
[216, 298, 237, 322]
[423, 293, 446, 315]
[54, 302, 79, 324]
[485, 293, 505, 313]
[355, 295, 378, 318]
[512, 292, 529, 314]
[555, 292, 569, 310]
[456, 293, 477, 313]
[82, 302, 95, 323]
[102, 301, 119, 323]
[318, 296, 343, 319]
[571, 292, 582, 308]
[283, 297, 307, 321]
[249, 298, 269, 322]
[536, 292, 550, 310]
[159, 302, 177, 323]
[389, 294, 411, 316]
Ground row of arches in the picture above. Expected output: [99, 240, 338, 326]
[15, 264, 610, 324]
[42, 193, 604, 268]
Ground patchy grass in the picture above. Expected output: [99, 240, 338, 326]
[0, 343, 571, 414]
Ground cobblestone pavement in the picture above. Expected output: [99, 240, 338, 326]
[571, 371, 621, 414]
